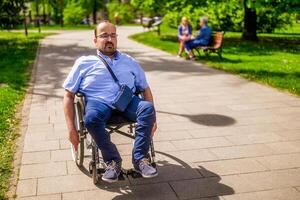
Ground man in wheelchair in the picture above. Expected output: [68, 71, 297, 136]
[62, 21, 157, 183]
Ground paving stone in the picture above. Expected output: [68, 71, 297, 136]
[26, 124, 54, 135]
[196, 158, 267, 177]
[240, 168, 300, 191]
[51, 149, 72, 162]
[265, 141, 300, 154]
[210, 144, 274, 159]
[225, 133, 283, 145]
[129, 163, 202, 185]
[28, 117, 49, 125]
[170, 177, 238, 200]
[255, 153, 300, 170]
[63, 182, 177, 200]
[22, 151, 51, 165]
[167, 149, 218, 163]
[37, 174, 129, 195]
[171, 137, 232, 151]
[17, 194, 61, 200]
[153, 130, 193, 141]
[59, 139, 71, 149]
[222, 188, 300, 200]
[19, 162, 67, 179]
[23, 140, 60, 152]
[16, 179, 37, 197]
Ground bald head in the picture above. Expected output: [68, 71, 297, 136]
[94, 21, 116, 37]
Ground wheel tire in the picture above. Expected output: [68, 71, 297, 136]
[74, 102, 85, 167]
[91, 145, 99, 185]
[92, 164, 98, 185]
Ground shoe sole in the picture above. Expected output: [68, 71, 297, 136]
[133, 169, 158, 178]
[101, 177, 118, 183]
[141, 172, 158, 178]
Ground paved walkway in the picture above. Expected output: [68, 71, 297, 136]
[16, 27, 300, 200]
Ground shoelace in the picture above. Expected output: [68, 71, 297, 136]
[105, 160, 120, 174]
[139, 158, 150, 170]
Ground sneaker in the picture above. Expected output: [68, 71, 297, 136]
[186, 56, 196, 61]
[135, 158, 158, 178]
[102, 160, 121, 183]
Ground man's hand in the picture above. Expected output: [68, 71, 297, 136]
[151, 122, 157, 138]
[69, 129, 79, 151]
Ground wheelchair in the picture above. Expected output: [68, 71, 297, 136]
[71, 93, 157, 185]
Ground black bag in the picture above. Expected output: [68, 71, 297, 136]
[97, 55, 133, 112]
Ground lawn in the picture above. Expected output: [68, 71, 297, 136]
[130, 24, 300, 96]
[0, 32, 49, 199]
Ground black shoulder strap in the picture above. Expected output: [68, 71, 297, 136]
[97, 54, 119, 84]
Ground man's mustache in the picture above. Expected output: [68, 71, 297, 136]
[105, 42, 114, 47]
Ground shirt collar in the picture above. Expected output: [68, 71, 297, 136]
[97, 49, 121, 60]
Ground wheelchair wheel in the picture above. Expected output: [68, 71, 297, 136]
[91, 141, 99, 185]
[72, 101, 85, 167]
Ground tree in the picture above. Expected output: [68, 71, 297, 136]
[242, 0, 300, 41]
[49, 0, 64, 27]
[242, 0, 258, 40]
[0, 0, 25, 29]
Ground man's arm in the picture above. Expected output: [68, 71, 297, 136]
[63, 90, 79, 150]
[143, 87, 154, 104]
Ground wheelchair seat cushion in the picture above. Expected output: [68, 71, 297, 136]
[107, 114, 135, 125]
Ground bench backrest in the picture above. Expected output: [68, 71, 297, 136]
[211, 32, 224, 48]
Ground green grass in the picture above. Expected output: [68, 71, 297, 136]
[0, 32, 49, 199]
[130, 23, 300, 96]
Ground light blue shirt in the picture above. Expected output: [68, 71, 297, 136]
[62, 50, 149, 107]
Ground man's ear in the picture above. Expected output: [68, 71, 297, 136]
[93, 37, 97, 45]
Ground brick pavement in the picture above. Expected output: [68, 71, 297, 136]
[15, 27, 300, 200]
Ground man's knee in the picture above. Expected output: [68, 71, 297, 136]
[137, 101, 156, 121]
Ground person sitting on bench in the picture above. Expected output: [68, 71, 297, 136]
[62, 21, 158, 183]
[184, 16, 212, 60]
[177, 16, 192, 57]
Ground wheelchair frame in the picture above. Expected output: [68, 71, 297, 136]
[71, 93, 156, 184]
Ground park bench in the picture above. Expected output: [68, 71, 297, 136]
[193, 32, 224, 60]
[142, 17, 163, 35]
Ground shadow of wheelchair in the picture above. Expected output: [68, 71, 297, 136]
[87, 151, 235, 200]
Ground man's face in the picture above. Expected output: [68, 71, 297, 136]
[199, 19, 205, 27]
[94, 23, 117, 56]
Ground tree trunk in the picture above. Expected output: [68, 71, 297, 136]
[93, 0, 97, 24]
[43, 0, 46, 24]
[60, 0, 63, 27]
[242, 0, 258, 41]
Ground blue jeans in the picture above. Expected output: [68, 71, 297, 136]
[84, 96, 156, 165]
[184, 39, 207, 51]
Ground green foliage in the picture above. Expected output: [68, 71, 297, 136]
[107, 1, 135, 24]
[130, 24, 300, 96]
[164, 1, 243, 32]
[163, 0, 298, 33]
[63, 0, 87, 25]
[130, 0, 168, 16]
[0, 32, 47, 199]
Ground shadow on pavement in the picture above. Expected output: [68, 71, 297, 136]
[157, 110, 236, 126]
